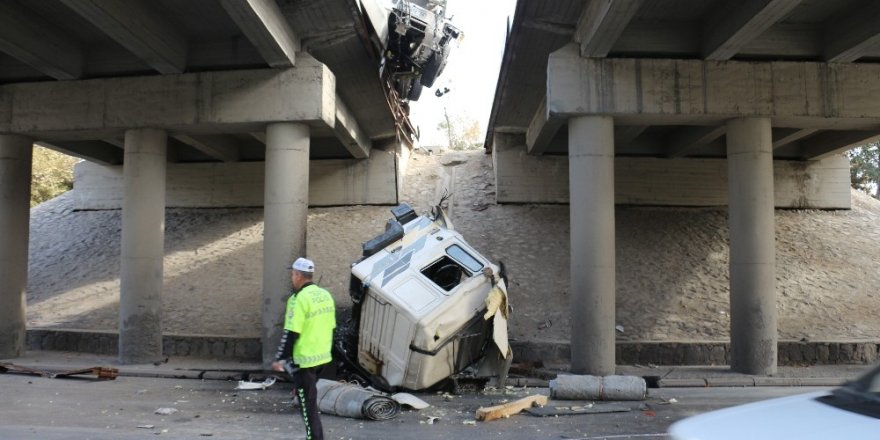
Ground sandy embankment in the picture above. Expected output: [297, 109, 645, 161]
[26, 150, 880, 344]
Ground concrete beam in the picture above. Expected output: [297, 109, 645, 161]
[60, 0, 187, 74]
[665, 125, 727, 157]
[702, 0, 803, 60]
[771, 127, 817, 149]
[547, 45, 880, 126]
[220, 0, 299, 68]
[527, 97, 565, 155]
[173, 134, 241, 162]
[250, 132, 267, 144]
[574, 0, 644, 58]
[35, 141, 123, 166]
[0, 58, 335, 138]
[102, 138, 126, 149]
[614, 125, 649, 144]
[823, 2, 880, 63]
[333, 96, 370, 159]
[0, 2, 83, 80]
[798, 130, 880, 160]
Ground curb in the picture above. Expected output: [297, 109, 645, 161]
[658, 376, 848, 388]
[27, 329, 262, 362]
[511, 340, 880, 366]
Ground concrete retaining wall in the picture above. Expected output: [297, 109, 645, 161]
[73, 148, 400, 209]
[27, 329, 261, 361]
[494, 135, 851, 209]
[26, 329, 878, 366]
[511, 340, 879, 366]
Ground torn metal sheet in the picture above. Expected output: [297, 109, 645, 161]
[0, 362, 118, 380]
[235, 376, 276, 390]
[390, 392, 430, 410]
[316, 379, 400, 420]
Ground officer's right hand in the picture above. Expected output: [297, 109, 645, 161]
[271, 361, 284, 372]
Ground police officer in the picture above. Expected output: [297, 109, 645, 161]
[272, 257, 336, 440]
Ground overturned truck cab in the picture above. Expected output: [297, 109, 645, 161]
[338, 203, 512, 391]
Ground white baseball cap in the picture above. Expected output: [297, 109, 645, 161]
[291, 257, 315, 273]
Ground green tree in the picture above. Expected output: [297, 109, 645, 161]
[438, 109, 482, 151]
[847, 144, 880, 199]
[31, 145, 78, 206]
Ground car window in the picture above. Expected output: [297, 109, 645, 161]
[446, 244, 483, 273]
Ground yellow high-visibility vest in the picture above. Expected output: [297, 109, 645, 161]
[284, 284, 336, 368]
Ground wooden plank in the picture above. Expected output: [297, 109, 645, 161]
[476, 394, 548, 422]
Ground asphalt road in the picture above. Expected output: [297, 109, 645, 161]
[0, 374, 830, 440]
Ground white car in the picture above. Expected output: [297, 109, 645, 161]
[669, 364, 880, 439]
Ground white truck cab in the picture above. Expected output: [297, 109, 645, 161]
[340, 203, 510, 391]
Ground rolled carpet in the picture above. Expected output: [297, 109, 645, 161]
[315, 379, 401, 420]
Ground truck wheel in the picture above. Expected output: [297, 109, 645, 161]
[408, 81, 423, 101]
[421, 53, 442, 88]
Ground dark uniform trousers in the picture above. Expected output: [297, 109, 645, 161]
[293, 366, 323, 440]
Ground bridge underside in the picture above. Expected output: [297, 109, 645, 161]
[0, 0, 408, 365]
[487, 0, 880, 376]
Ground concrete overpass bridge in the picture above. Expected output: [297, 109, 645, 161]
[487, 0, 880, 376]
[0, 0, 411, 365]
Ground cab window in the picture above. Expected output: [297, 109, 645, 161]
[420, 245, 484, 291]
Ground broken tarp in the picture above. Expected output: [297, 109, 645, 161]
[483, 276, 512, 360]
[316, 380, 401, 420]
[0, 362, 118, 380]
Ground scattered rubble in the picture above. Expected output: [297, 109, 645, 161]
[0, 362, 117, 380]
[235, 377, 276, 390]
[525, 404, 631, 417]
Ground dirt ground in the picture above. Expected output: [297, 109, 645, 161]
[26, 149, 880, 344]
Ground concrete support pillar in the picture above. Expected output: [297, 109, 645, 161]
[262, 122, 310, 366]
[119, 129, 167, 364]
[568, 116, 616, 375]
[726, 117, 777, 375]
[0, 135, 32, 359]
